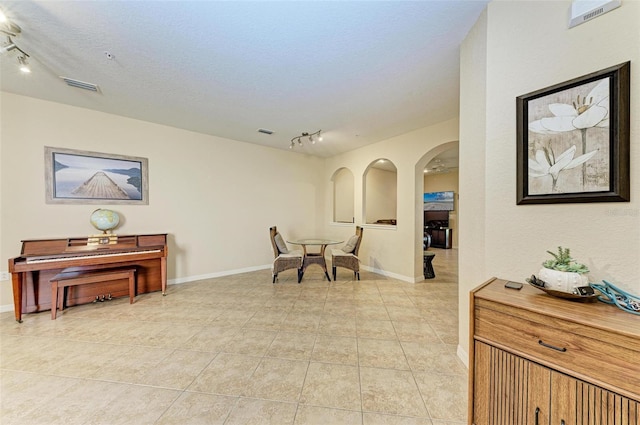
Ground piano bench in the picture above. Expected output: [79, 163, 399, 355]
[50, 268, 137, 320]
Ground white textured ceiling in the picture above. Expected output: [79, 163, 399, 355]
[0, 1, 488, 157]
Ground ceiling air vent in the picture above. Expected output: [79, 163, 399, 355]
[257, 128, 274, 135]
[568, 0, 621, 28]
[59, 76, 100, 92]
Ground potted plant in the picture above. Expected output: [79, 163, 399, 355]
[537, 246, 589, 293]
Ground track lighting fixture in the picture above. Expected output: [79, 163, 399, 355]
[289, 130, 323, 149]
[0, 8, 32, 75]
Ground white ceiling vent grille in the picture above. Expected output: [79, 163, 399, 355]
[568, 0, 621, 28]
[59, 76, 100, 92]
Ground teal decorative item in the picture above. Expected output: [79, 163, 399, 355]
[90, 209, 120, 234]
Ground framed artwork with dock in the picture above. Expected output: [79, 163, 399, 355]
[45, 146, 149, 205]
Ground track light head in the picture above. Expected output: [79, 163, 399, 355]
[18, 55, 30, 73]
[0, 9, 21, 36]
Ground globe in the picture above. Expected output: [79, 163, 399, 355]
[90, 209, 120, 234]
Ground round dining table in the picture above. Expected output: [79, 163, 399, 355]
[287, 239, 342, 282]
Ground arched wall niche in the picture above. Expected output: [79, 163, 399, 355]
[363, 158, 397, 225]
[331, 167, 355, 223]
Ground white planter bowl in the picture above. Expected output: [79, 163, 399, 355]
[538, 267, 589, 293]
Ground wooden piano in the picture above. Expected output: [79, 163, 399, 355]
[8, 233, 167, 322]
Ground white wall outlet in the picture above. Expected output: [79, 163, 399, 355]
[0, 272, 11, 281]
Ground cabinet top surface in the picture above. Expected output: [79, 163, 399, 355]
[473, 278, 639, 338]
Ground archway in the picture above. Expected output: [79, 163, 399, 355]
[413, 141, 459, 278]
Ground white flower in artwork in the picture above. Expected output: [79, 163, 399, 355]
[528, 79, 608, 188]
[529, 145, 598, 192]
[529, 79, 609, 134]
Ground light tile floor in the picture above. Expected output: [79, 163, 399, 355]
[0, 248, 465, 424]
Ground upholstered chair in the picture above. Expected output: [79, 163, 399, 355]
[269, 226, 303, 283]
[331, 226, 363, 281]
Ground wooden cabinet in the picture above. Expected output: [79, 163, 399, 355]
[469, 278, 640, 425]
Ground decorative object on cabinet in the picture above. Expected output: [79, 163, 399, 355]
[45, 146, 149, 205]
[590, 280, 640, 315]
[469, 277, 640, 425]
[526, 274, 599, 302]
[536, 246, 590, 293]
[516, 61, 630, 204]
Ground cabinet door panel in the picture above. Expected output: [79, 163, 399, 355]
[528, 363, 551, 425]
[551, 372, 640, 425]
[473, 342, 550, 425]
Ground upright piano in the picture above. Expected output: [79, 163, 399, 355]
[8, 233, 167, 322]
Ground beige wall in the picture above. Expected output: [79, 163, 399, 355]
[0, 94, 325, 309]
[458, 0, 640, 359]
[424, 171, 459, 248]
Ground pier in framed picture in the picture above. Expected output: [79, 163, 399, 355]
[516, 62, 630, 204]
[45, 146, 149, 205]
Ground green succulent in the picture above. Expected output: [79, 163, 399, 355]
[543, 246, 589, 274]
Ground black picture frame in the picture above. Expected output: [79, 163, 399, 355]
[45, 146, 149, 205]
[516, 62, 630, 204]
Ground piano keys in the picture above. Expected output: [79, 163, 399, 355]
[8, 234, 168, 322]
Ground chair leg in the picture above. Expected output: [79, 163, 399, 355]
[332, 266, 336, 281]
[324, 270, 332, 282]
[297, 269, 303, 284]
[356, 271, 360, 281]
[273, 274, 277, 284]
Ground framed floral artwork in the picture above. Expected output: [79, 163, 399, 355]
[516, 62, 630, 204]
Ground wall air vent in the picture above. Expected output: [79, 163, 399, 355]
[257, 128, 274, 135]
[568, 0, 621, 28]
[59, 76, 100, 92]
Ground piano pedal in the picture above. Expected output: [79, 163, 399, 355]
[99, 295, 106, 302]
[93, 296, 100, 303]
[106, 293, 112, 301]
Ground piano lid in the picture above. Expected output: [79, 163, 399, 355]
[19, 234, 166, 256]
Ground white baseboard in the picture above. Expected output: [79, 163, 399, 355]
[457, 344, 469, 369]
[360, 265, 423, 283]
[168, 264, 271, 285]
